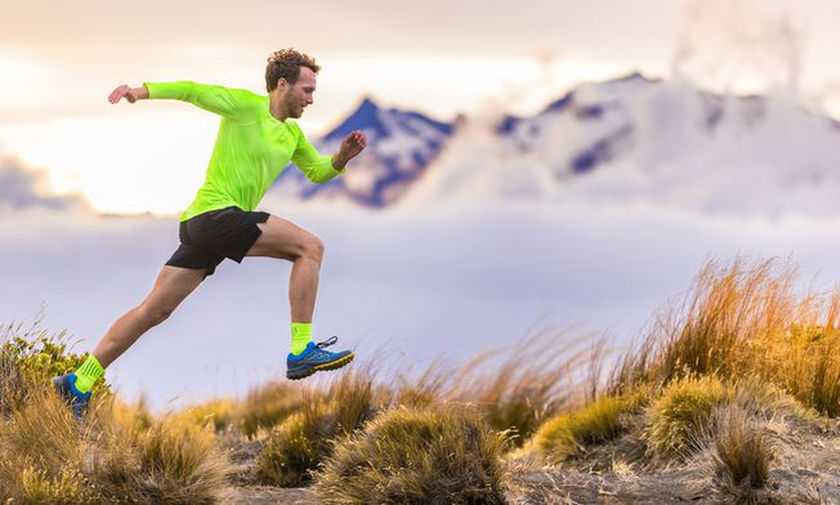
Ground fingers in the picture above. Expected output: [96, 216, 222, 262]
[346, 130, 367, 149]
[108, 84, 130, 104]
[355, 130, 367, 148]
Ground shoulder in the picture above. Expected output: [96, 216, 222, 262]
[228, 87, 265, 104]
[224, 88, 268, 119]
[286, 119, 306, 137]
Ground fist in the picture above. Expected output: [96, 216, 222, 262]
[340, 130, 367, 159]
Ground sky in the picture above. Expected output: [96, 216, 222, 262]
[5, 0, 840, 410]
[3, 0, 840, 214]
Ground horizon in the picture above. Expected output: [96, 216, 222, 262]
[4, 0, 840, 214]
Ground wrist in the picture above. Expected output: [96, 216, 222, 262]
[331, 152, 348, 171]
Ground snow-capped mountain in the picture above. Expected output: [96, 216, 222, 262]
[405, 74, 840, 216]
[271, 97, 454, 207]
[273, 73, 840, 217]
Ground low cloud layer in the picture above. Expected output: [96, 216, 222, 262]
[0, 155, 90, 213]
[4, 197, 840, 411]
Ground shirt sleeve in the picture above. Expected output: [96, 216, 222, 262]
[142, 81, 252, 120]
[290, 123, 344, 183]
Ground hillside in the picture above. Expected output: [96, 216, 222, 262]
[4, 258, 840, 504]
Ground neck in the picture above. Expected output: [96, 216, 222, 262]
[268, 91, 288, 121]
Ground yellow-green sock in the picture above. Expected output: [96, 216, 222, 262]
[73, 354, 104, 394]
[291, 322, 313, 355]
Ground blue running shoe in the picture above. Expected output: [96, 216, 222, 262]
[286, 336, 354, 380]
[52, 373, 91, 419]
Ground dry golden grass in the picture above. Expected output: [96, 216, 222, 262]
[239, 380, 305, 437]
[0, 343, 27, 416]
[83, 396, 230, 504]
[0, 328, 231, 505]
[391, 357, 450, 409]
[256, 399, 326, 487]
[448, 330, 606, 446]
[710, 405, 773, 501]
[10, 256, 840, 503]
[174, 398, 239, 433]
[610, 258, 840, 418]
[256, 368, 379, 487]
[0, 386, 99, 504]
[314, 404, 509, 505]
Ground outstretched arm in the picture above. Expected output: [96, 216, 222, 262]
[108, 81, 248, 119]
[108, 84, 149, 104]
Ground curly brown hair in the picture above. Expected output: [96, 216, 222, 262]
[265, 49, 321, 93]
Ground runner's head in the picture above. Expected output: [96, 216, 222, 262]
[266, 49, 320, 119]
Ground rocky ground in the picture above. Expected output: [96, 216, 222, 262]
[219, 415, 840, 505]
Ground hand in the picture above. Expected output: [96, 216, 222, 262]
[339, 130, 367, 160]
[108, 84, 147, 104]
[332, 130, 367, 170]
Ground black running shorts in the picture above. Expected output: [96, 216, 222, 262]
[165, 206, 270, 276]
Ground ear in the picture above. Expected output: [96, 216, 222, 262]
[276, 77, 288, 91]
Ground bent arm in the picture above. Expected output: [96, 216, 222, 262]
[292, 136, 344, 183]
[291, 125, 344, 184]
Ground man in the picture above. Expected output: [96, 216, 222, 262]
[52, 49, 366, 417]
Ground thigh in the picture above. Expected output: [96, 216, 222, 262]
[246, 215, 319, 260]
[142, 265, 206, 311]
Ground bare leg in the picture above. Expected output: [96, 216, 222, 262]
[245, 215, 324, 322]
[92, 265, 206, 368]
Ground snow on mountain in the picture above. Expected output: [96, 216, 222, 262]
[403, 73, 840, 217]
[270, 97, 454, 207]
[270, 73, 840, 217]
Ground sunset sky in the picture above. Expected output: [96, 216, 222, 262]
[5, 0, 840, 408]
[2, 0, 840, 214]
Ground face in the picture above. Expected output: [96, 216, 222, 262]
[280, 66, 316, 118]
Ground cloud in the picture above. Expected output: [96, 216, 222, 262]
[0, 155, 91, 213]
[4, 196, 840, 412]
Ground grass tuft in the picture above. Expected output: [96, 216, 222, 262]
[533, 395, 625, 463]
[256, 368, 378, 486]
[647, 374, 731, 459]
[239, 380, 305, 438]
[711, 405, 773, 500]
[314, 404, 508, 505]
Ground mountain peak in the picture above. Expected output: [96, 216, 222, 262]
[323, 96, 383, 142]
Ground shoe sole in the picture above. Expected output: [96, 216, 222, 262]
[287, 352, 355, 381]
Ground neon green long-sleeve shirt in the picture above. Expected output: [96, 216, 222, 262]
[142, 81, 343, 221]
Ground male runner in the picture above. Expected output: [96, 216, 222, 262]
[52, 49, 366, 417]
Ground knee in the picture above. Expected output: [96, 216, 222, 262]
[301, 235, 325, 263]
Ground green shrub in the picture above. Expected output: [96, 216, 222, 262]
[533, 395, 625, 463]
[257, 370, 378, 487]
[648, 375, 731, 458]
[257, 401, 327, 487]
[314, 404, 508, 505]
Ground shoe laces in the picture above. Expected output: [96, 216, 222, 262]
[316, 336, 339, 349]
[310, 336, 339, 359]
